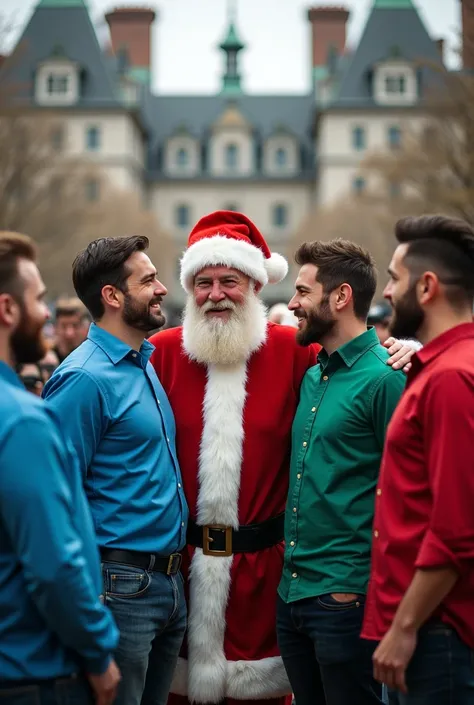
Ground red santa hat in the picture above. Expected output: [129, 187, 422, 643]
[180, 210, 289, 293]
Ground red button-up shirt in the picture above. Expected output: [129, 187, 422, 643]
[362, 322, 474, 649]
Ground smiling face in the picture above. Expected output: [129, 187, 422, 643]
[120, 251, 168, 333]
[193, 265, 252, 323]
[288, 263, 336, 346]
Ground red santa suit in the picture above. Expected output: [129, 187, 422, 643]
[149, 211, 319, 704]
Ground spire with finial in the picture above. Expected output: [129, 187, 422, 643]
[219, 0, 245, 95]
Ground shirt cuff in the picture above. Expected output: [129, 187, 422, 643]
[83, 653, 112, 675]
[415, 528, 463, 573]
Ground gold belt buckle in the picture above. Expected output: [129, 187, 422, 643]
[202, 525, 233, 557]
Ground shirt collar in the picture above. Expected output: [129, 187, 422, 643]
[408, 322, 474, 380]
[318, 327, 380, 370]
[88, 323, 155, 367]
[0, 360, 24, 389]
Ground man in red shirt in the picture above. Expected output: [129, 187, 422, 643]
[362, 214, 474, 704]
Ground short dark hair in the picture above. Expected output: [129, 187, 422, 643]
[295, 239, 377, 320]
[395, 215, 474, 307]
[72, 235, 149, 320]
[0, 231, 37, 299]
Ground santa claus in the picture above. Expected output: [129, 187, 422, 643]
[149, 211, 413, 705]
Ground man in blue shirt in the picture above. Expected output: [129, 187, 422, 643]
[0, 231, 119, 705]
[43, 235, 188, 705]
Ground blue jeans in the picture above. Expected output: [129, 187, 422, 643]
[388, 621, 474, 705]
[0, 675, 92, 705]
[102, 561, 186, 705]
[277, 593, 385, 705]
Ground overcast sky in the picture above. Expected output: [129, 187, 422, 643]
[1, 0, 460, 94]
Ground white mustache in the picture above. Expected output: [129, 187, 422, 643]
[201, 299, 236, 313]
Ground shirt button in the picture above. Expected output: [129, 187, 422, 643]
[302, 441, 307, 447]
[374, 529, 379, 538]
[167, 437, 170, 442]
[181, 522, 185, 527]
[178, 483, 182, 488]
[293, 507, 297, 513]
[297, 473, 301, 480]
[132, 353, 137, 358]
[158, 400, 161, 405]
[290, 541, 295, 547]
[292, 572, 298, 578]
[323, 375, 328, 381]
[311, 407, 316, 412]
[376, 488, 382, 496]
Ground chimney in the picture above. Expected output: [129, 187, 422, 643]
[105, 7, 156, 83]
[435, 38, 444, 63]
[460, 0, 474, 70]
[307, 6, 350, 70]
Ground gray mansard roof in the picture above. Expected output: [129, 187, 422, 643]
[332, 3, 443, 108]
[0, 2, 120, 107]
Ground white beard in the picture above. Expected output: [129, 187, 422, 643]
[182, 290, 268, 366]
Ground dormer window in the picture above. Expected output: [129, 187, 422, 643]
[35, 60, 79, 106]
[225, 143, 239, 171]
[47, 73, 69, 95]
[374, 62, 417, 106]
[385, 74, 406, 96]
[176, 148, 189, 169]
[275, 148, 287, 168]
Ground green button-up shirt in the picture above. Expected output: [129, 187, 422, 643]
[279, 327, 406, 603]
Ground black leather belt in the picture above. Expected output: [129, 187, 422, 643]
[187, 513, 285, 556]
[100, 548, 182, 575]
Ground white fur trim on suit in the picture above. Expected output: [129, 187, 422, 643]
[172, 655, 291, 701]
[187, 362, 247, 703]
[180, 235, 288, 292]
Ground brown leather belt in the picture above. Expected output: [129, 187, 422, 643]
[186, 513, 285, 556]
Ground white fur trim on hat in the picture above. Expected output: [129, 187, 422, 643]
[265, 252, 288, 284]
[180, 235, 288, 292]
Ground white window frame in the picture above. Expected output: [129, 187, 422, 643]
[35, 61, 79, 106]
[374, 63, 417, 106]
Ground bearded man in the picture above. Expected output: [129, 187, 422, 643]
[150, 211, 416, 705]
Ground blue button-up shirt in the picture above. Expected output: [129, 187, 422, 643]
[0, 361, 118, 680]
[43, 324, 188, 554]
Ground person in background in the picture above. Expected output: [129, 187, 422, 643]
[0, 231, 120, 705]
[276, 239, 406, 705]
[17, 361, 44, 395]
[53, 296, 90, 363]
[43, 236, 188, 705]
[367, 301, 392, 344]
[363, 215, 474, 704]
[40, 345, 60, 382]
[268, 302, 299, 328]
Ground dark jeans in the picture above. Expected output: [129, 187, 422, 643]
[388, 621, 474, 705]
[102, 561, 187, 705]
[277, 593, 384, 705]
[0, 675, 92, 705]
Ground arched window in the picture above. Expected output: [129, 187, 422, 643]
[175, 204, 190, 228]
[273, 203, 288, 228]
[86, 126, 100, 151]
[388, 126, 401, 149]
[275, 147, 287, 168]
[353, 176, 366, 195]
[352, 126, 366, 151]
[176, 147, 189, 168]
[225, 143, 239, 171]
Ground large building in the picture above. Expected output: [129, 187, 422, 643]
[0, 0, 455, 305]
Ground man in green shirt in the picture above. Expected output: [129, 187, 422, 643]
[277, 239, 406, 705]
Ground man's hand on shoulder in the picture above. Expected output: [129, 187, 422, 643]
[87, 659, 121, 705]
[383, 337, 421, 373]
